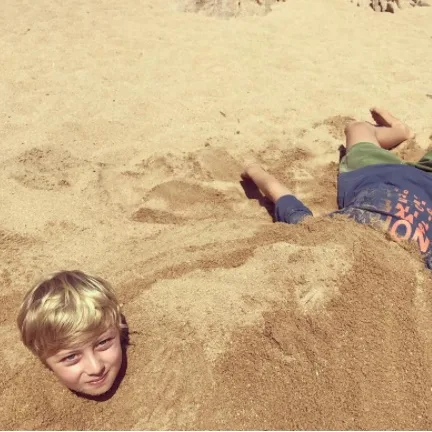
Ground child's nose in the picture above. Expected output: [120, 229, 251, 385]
[84, 354, 104, 376]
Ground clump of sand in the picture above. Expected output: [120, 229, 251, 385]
[176, 0, 274, 16]
[352, 0, 430, 12]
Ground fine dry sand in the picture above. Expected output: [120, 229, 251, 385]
[1, 0, 432, 429]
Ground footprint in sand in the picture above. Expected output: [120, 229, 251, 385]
[4, 147, 95, 191]
[132, 180, 244, 224]
[137, 147, 244, 182]
[104, 146, 246, 224]
[99, 147, 244, 214]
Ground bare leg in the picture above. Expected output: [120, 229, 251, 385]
[345, 107, 415, 151]
[242, 164, 291, 204]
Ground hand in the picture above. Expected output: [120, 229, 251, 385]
[241, 163, 264, 181]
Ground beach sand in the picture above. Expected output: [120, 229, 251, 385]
[1, 0, 432, 429]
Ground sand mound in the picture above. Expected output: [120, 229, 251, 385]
[176, 0, 275, 17]
[2, 142, 432, 430]
[2, 215, 432, 430]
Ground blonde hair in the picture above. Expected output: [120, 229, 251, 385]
[17, 270, 125, 359]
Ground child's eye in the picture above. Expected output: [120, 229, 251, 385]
[97, 337, 113, 347]
[61, 353, 78, 363]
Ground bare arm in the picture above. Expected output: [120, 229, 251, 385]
[242, 164, 313, 224]
[242, 164, 293, 204]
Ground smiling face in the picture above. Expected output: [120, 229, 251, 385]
[45, 327, 123, 396]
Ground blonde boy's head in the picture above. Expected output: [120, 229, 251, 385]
[17, 270, 124, 361]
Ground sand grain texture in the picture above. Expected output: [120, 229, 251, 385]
[1, 0, 432, 429]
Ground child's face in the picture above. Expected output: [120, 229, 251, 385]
[45, 327, 122, 396]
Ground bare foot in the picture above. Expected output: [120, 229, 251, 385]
[370, 107, 415, 139]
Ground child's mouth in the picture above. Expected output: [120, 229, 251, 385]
[87, 372, 108, 386]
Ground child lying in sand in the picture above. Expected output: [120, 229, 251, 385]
[17, 270, 126, 397]
[243, 107, 432, 268]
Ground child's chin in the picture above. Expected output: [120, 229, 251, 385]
[81, 385, 112, 397]
[73, 378, 116, 397]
